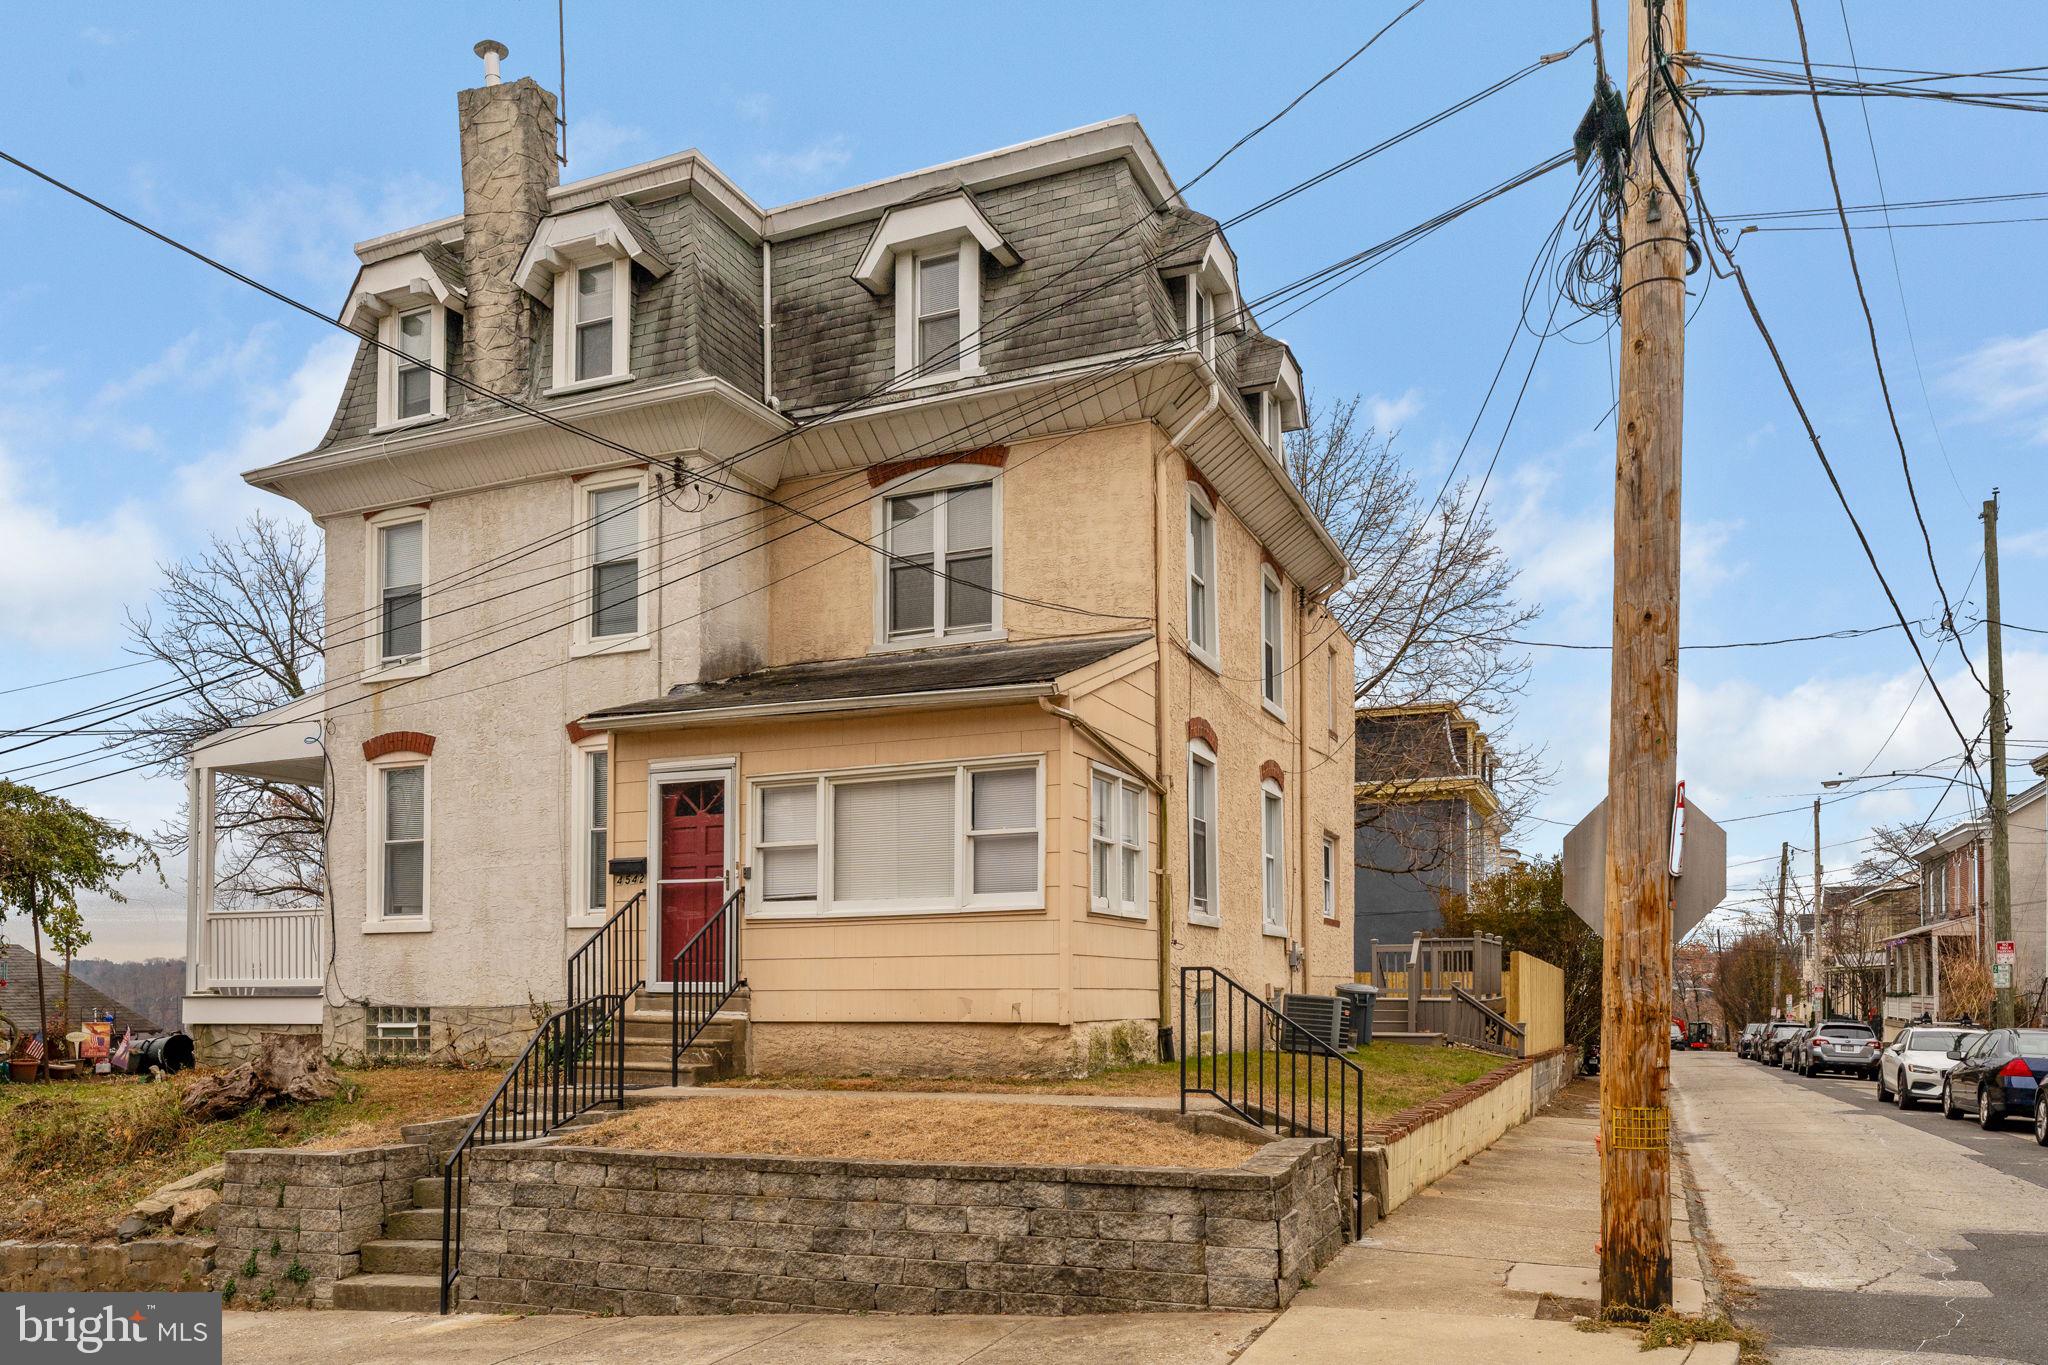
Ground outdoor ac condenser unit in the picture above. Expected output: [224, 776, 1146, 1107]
[1279, 994, 1345, 1054]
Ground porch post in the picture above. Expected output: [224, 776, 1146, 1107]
[185, 763, 215, 995]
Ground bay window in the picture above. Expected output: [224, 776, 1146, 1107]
[1090, 767, 1147, 918]
[1188, 740, 1219, 926]
[748, 759, 1042, 916]
[1262, 779, 1286, 936]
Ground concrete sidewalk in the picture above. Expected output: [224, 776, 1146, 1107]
[1236, 1080, 1734, 1364]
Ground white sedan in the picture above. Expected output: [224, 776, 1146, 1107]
[1877, 1025, 1984, 1109]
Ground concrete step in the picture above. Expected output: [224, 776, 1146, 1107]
[620, 1043, 722, 1068]
[382, 1207, 446, 1241]
[1371, 1031, 1447, 1047]
[359, 1238, 441, 1276]
[331, 1272, 439, 1312]
[623, 1060, 715, 1087]
[411, 1176, 444, 1208]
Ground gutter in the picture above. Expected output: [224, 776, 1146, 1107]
[580, 681, 1058, 732]
[1037, 699, 1162, 796]
[1167, 375, 1222, 449]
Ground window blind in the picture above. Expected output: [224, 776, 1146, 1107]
[589, 485, 639, 637]
[833, 774, 955, 902]
[384, 766, 426, 916]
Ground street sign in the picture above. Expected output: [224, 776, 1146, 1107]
[1563, 795, 1728, 941]
[1996, 941, 2016, 966]
[1995, 963, 2013, 989]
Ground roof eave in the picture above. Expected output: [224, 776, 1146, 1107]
[580, 681, 1060, 732]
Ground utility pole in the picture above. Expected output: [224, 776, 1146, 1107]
[1986, 492, 2014, 1026]
[1600, 0, 1686, 1314]
[1775, 842, 1790, 1016]
[1813, 798, 1823, 1019]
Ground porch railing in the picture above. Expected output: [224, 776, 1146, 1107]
[1178, 966, 1365, 1236]
[671, 886, 746, 1086]
[199, 908, 324, 990]
[1444, 984, 1526, 1056]
[438, 890, 647, 1313]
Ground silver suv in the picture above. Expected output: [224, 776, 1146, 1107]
[1797, 1022, 1879, 1077]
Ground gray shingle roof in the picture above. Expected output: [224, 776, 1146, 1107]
[0, 942, 163, 1039]
[588, 633, 1151, 723]
[1235, 333, 1291, 392]
[1155, 206, 1221, 270]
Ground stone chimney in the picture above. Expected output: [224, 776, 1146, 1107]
[457, 41, 558, 400]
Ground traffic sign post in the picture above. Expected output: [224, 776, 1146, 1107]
[1563, 796, 1728, 943]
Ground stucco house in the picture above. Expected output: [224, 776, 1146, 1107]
[180, 49, 1358, 1076]
[1350, 701, 1500, 963]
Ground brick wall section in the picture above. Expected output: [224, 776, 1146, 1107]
[215, 1144, 428, 1307]
[0, 1238, 213, 1292]
[455, 1134, 1343, 1316]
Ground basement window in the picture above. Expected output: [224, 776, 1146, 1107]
[366, 1006, 430, 1057]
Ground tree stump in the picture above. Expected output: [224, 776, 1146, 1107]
[180, 1032, 338, 1122]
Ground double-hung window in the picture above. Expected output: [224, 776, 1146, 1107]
[377, 763, 428, 921]
[586, 483, 642, 641]
[749, 760, 1041, 916]
[1322, 834, 1340, 923]
[1329, 645, 1346, 737]
[573, 745, 608, 920]
[1261, 779, 1286, 936]
[546, 251, 633, 391]
[881, 478, 996, 644]
[914, 252, 962, 373]
[1186, 491, 1218, 667]
[1187, 741, 1219, 926]
[573, 264, 615, 382]
[395, 308, 433, 419]
[1089, 768, 1147, 917]
[1260, 568, 1285, 715]
[375, 517, 425, 668]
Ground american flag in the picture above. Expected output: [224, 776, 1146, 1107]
[23, 1033, 44, 1062]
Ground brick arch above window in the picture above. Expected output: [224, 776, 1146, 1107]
[1259, 759, 1285, 789]
[1187, 717, 1219, 751]
[564, 720, 597, 744]
[363, 731, 436, 761]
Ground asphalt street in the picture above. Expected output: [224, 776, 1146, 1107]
[1674, 1049, 2048, 1365]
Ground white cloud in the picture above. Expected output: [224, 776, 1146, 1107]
[1682, 518, 1744, 594]
[564, 113, 648, 176]
[201, 174, 450, 293]
[0, 444, 164, 650]
[753, 136, 854, 182]
[2004, 525, 2048, 558]
[734, 92, 774, 123]
[1368, 388, 1423, 432]
[1949, 328, 2048, 442]
[172, 336, 357, 528]
[1494, 454, 1609, 617]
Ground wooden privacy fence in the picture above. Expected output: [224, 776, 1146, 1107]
[1505, 951, 1565, 1056]
[1357, 934, 1564, 1058]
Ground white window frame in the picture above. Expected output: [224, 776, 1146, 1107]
[1089, 764, 1149, 920]
[1166, 270, 1218, 360]
[365, 1005, 431, 1056]
[548, 249, 634, 394]
[1322, 833, 1340, 924]
[365, 755, 431, 933]
[1187, 738, 1220, 928]
[363, 507, 429, 681]
[570, 472, 653, 656]
[892, 244, 985, 382]
[373, 299, 449, 432]
[1186, 486, 1220, 673]
[1261, 778, 1287, 938]
[743, 755, 1044, 919]
[568, 738, 610, 927]
[870, 463, 1004, 651]
[1260, 566, 1286, 719]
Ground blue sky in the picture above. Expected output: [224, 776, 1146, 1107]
[4, 4, 2046, 958]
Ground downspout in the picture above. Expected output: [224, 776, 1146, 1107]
[1167, 376, 1223, 450]
[1151, 429, 1176, 1059]
[760, 239, 777, 410]
[1295, 593, 1311, 993]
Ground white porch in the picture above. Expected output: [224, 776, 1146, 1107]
[182, 696, 327, 1026]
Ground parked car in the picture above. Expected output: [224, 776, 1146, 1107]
[1779, 1025, 1813, 1070]
[1796, 1022, 1879, 1077]
[1877, 1025, 1981, 1109]
[1738, 1023, 1767, 1059]
[1759, 1021, 1805, 1066]
[1941, 1028, 2048, 1129]
[1670, 1021, 1686, 1050]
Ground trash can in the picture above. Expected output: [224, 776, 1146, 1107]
[1335, 983, 1378, 1047]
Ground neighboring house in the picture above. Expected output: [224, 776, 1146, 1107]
[181, 51, 1357, 1075]
[1814, 879, 1913, 1024]
[1351, 702, 1500, 962]
[0, 943, 162, 1039]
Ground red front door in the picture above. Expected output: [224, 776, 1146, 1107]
[657, 780, 726, 983]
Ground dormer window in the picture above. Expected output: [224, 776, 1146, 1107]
[1163, 235, 1239, 364]
[1241, 390, 1281, 453]
[342, 249, 465, 433]
[1237, 336, 1307, 457]
[852, 191, 1019, 384]
[514, 201, 674, 396]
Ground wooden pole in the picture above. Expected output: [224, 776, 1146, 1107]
[1813, 798, 1823, 1018]
[1775, 842, 1789, 1016]
[1600, 0, 1686, 1314]
[1985, 493, 2014, 1027]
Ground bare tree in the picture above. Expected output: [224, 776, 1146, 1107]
[110, 514, 324, 906]
[1852, 818, 1937, 887]
[1290, 395, 1549, 858]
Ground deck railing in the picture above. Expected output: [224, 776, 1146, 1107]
[199, 908, 324, 990]
[671, 886, 745, 1086]
[1178, 966, 1365, 1236]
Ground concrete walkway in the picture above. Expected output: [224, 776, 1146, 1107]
[224, 1309, 1269, 1364]
[1236, 1079, 1735, 1364]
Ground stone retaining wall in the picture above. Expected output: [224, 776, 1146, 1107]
[214, 1144, 427, 1306]
[455, 1132, 1344, 1316]
[0, 1237, 214, 1292]
[1362, 1046, 1578, 1215]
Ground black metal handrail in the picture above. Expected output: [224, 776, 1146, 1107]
[671, 885, 746, 1085]
[1179, 966, 1365, 1235]
[438, 991, 628, 1312]
[566, 889, 646, 1010]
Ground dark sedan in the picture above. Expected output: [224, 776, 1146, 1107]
[1758, 1021, 1805, 1066]
[1940, 1028, 2048, 1130]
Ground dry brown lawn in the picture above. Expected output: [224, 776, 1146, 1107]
[575, 1095, 1259, 1168]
